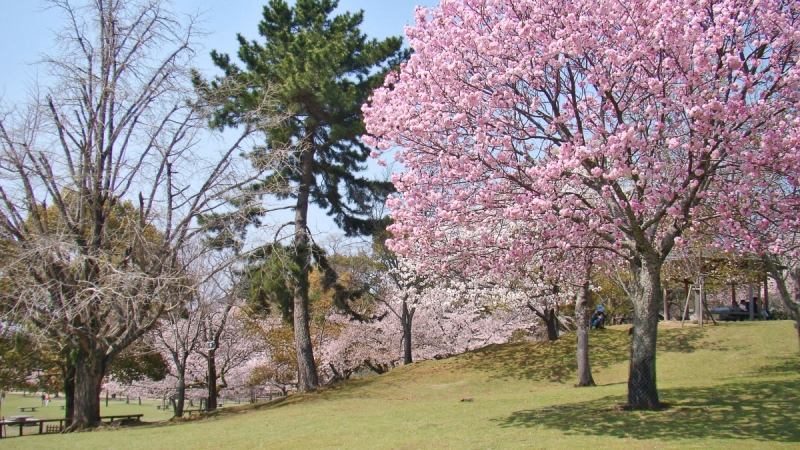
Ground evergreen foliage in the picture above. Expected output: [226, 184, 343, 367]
[204, 0, 406, 235]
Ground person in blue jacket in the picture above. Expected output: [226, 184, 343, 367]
[591, 305, 606, 330]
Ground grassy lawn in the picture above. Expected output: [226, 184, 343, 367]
[1, 393, 175, 430]
[2, 320, 798, 449]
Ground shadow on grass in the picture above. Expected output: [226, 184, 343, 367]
[753, 357, 800, 377]
[461, 326, 708, 383]
[657, 326, 713, 353]
[496, 378, 800, 443]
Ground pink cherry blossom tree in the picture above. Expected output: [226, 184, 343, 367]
[322, 264, 537, 378]
[364, 0, 800, 409]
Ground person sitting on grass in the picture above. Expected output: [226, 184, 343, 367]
[591, 305, 606, 330]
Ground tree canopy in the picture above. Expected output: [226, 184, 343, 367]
[365, 0, 800, 409]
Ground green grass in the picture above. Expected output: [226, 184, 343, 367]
[1, 393, 176, 423]
[2, 321, 798, 449]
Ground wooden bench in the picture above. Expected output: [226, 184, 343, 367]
[183, 409, 203, 416]
[101, 414, 143, 423]
[17, 406, 38, 412]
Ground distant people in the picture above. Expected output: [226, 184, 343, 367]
[41, 393, 46, 406]
[591, 305, 606, 330]
[738, 300, 749, 321]
[45, 394, 50, 406]
[751, 297, 760, 316]
[740, 300, 749, 312]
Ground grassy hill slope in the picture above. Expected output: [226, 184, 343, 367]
[4, 321, 799, 449]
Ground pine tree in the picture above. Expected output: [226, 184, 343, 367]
[204, 0, 405, 391]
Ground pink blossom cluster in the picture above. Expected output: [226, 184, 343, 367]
[363, 0, 800, 272]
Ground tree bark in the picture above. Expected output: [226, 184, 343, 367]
[62, 357, 76, 428]
[173, 368, 186, 418]
[627, 256, 662, 410]
[544, 309, 559, 341]
[575, 281, 595, 387]
[207, 348, 217, 410]
[69, 351, 106, 430]
[762, 257, 800, 353]
[401, 299, 415, 364]
[293, 146, 318, 392]
[526, 302, 559, 341]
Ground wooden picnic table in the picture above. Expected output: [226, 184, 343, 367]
[17, 406, 38, 412]
[707, 308, 761, 321]
[0, 416, 64, 438]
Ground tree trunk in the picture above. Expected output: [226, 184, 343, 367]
[207, 348, 217, 410]
[575, 281, 595, 387]
[173, 369, 186, 418]
[402, 300, 414, 364]
[527, 302, 559, 342]
[544, 309, 559, 341]
[292, 147, 319, 392]
[62, 357, 76, 428]
[627, 256, 662, 410]
[763, 257, 800, 353]
[796, 320, 800, 355]
[69, 351, 106, 430]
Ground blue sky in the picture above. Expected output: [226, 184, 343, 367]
[0, 0, 437, 246]
[0, 0, 439, 103]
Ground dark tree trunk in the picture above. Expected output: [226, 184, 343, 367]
[62, 357, 76, 428]
[401, 300, 415, 365]
[575, 281, 595, 387]
[544, 309, 559, 341]
[293, 147, 319, 392]
[527, 302, 559, 341]
[627, 256, 662, 410]
[69, 351, 106, 430]
[207, 349, 217, 410]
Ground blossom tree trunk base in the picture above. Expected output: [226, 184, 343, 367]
[528, 303, 559, 342]
[627, 259, 662, 410]
[207, 349, 218, 410]
[173, 373, 186, 418]
[402, 300, 415, 365]
[575, 281, 595, 387]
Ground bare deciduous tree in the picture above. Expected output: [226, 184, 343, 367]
[0, 0, 286, 430]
